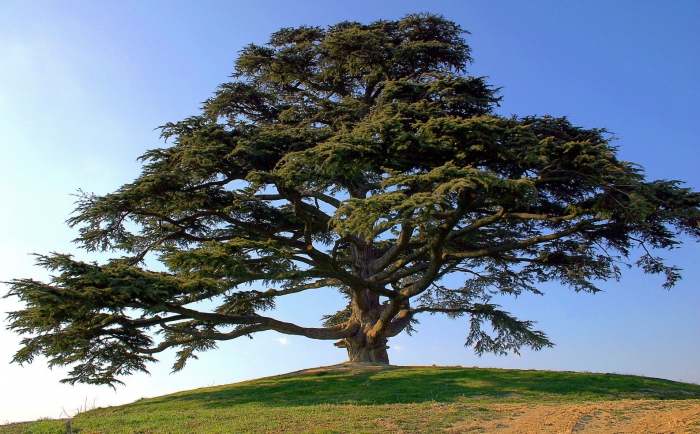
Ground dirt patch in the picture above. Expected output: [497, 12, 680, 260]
[446, 400, 700, 433]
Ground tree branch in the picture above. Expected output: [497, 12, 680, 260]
[445, 218, 599, 260]
[163, 304, 360, 340]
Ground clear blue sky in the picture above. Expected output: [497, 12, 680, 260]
[1, 0, 698, 423]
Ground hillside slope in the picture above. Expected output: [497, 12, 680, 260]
[3, 363, 700, 433]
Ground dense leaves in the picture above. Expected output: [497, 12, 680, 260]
[5, 14, 700, 386]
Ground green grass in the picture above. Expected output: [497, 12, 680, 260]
[3, 363, 700, 433]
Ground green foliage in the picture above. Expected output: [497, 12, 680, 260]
[5, 13, 700, 386]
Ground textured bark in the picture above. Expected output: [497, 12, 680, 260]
[337, 292, 392, 364]
[346, 338, 390, 363]
[336, 306, 391, 364]
[337, 242, 393, 364]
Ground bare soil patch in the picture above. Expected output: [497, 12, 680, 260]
[446, 400, 700, 433]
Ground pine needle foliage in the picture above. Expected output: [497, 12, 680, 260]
[5, 14, 700, 386]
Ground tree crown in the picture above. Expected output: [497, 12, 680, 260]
[6, 14, 700, 387]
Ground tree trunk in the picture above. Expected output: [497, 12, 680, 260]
[337, 290, 392, 364]
[335, 327, 390, 363]
[339, 241, 392, 364]
[346, 338, 389, 363]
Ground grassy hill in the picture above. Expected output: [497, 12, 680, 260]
[3, 363, 700, 433]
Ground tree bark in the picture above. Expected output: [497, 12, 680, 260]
[346, 337, 390, 363]
[335, 313, 390, 364]
[336, 240, 394, 364]
[336, 289, 392, 364]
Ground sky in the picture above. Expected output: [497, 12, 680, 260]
[1, 0, 699, 424]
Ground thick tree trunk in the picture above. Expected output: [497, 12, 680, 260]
[335, 327, 390, 364]
[338, 240, 392, 364]
[346, 338, 389, 363]
[337, 291, 392, 364]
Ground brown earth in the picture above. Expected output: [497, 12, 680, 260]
[446, 400, 700, 433]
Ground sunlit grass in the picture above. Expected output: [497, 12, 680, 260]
[3, 364, 700, 433]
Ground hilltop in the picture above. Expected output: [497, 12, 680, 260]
[2, 364, 700, 433]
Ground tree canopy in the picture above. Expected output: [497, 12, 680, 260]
[6, 14, 700, 387]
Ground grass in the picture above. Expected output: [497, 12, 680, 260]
[3, 363, 700, 433]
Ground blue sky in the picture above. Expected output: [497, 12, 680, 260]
[1, 0, 698, 423]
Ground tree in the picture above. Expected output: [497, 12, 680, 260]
[5, 14, 700, 387]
